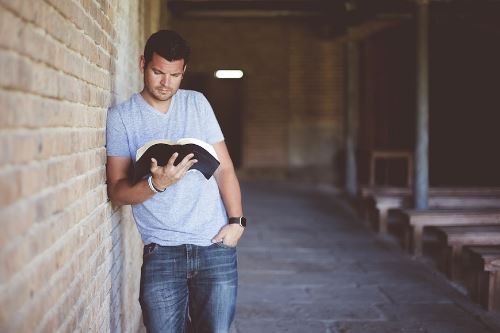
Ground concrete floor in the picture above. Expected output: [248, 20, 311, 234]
[232, 181, 500, 333]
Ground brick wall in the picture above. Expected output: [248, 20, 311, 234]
[170, 18, 291, 170]
[287, 20, 345, 183]
[169, 16, 347, 182]
[0, 1, 160, 332]
[169, 16, 402, 183]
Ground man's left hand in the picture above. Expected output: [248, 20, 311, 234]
[211, 224, 245, 248]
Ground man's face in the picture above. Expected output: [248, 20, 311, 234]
[141, 52, 186, 102]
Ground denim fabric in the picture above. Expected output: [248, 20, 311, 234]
[139, 243, 238, 333]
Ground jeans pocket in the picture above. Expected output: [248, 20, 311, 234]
[214, 241, 236, 249]
[143, 243, 158, 259]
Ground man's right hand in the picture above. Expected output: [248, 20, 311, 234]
[150, 152, 198, 190]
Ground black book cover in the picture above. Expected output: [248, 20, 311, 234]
[132, 138, 220, 183]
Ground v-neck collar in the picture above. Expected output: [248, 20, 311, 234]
[136, 92, 176, 117]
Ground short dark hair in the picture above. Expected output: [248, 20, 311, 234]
[143, 30, 190, 66]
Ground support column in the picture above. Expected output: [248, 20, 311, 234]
[346, 36, 359, 197]
[415, 0, 430, 209]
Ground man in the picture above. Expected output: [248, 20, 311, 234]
[106, 30, 245, 333]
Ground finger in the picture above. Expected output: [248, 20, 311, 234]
[174, 154, 195, 175]
[178, 153, 195, 167]
[176, 159, 198, 179]
[150, 158, 158, 172]
[166, 152, 179, 166]
[211, 229, 226, 243]
[183, 158, 198, 171]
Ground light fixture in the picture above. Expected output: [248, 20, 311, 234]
[214, 70, 244, 79]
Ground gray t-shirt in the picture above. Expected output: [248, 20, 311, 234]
[106, 90, 227, 246]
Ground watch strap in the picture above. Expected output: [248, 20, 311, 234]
[228, 216, 246, 227]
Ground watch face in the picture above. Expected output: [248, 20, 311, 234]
[240, 217, 247, 227]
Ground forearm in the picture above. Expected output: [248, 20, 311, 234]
[108, 178, 155, 206]
[215, 168, 243, 217]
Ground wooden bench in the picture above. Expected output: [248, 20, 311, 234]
[399, 209, 500, 257]
[462, 245, 500, 311]
[358, 187, 408, 227]
[430, 225, 500, 281]
[360, 187, 500, 234]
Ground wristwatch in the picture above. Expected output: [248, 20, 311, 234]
[228, 216, 247, 228]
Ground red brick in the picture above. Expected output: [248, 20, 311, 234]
[0, 0, 156, 330]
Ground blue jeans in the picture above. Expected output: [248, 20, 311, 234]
[139, 243, 238, 333]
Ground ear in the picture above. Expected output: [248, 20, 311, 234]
[139, 55, 145, 73]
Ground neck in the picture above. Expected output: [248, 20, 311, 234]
[140, 90, 172, 114]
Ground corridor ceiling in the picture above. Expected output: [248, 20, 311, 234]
[167, 0, 500, 17]
[167, 0, 499, 36]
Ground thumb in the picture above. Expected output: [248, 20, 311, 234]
[211, 229, 227, 243]
[150, 158, 158, 171]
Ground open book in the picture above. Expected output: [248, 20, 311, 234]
[132, 138, 220, 183]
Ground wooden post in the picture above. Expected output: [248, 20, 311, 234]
[415, 0, 430, 209]
[346, 36, 359, 197]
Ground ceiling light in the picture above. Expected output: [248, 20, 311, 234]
[214, 70, 244, 79]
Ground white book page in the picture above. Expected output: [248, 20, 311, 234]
[135, 138, 219, 161]
[176, 138, 219, 161]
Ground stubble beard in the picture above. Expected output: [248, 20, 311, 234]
[149, 85, 174, 102]
[142, 73, 175, 102]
